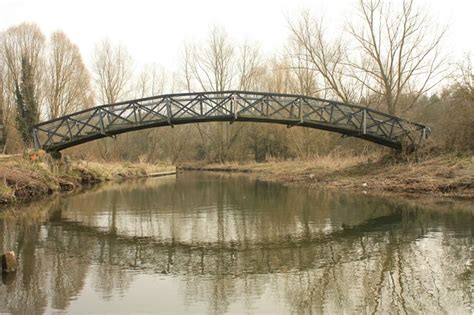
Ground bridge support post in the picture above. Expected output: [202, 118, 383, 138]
[229, 94, 237, 125]
[232, 94, 238, 120]
[98, 109, 106, 135]
[362, 109, 367, 135]
[298, 98, 303, 124]
[32, 128, 40, 149]
[166, 98, 174, 128]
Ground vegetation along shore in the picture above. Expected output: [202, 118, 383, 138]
[1, 151, 472, 206]
[0, 153, 173, 204]
[180, 153, 474, 199]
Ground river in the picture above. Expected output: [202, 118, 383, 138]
[0, 172, 473, 314]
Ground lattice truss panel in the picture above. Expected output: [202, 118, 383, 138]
[33, 91, 429, 152]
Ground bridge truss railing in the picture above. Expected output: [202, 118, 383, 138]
[33, 91, 429, 152]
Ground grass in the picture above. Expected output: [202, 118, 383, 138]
[0, 151, 471, 204]
[0, 156, 175, 204]
[179, 153, 474, 198]
[72, 160, 173, 183]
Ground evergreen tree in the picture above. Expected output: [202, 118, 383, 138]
[15, 57, 39, 146]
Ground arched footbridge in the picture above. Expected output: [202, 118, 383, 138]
[33, 91, 430, 153]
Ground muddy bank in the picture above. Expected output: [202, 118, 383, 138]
[1, 153, 471, 204]
[0, 155, 174, 204]
[179, 154, 474, 199]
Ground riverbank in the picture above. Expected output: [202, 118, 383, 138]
[0, 155, 174, 204]
[179, 153, 474, 199]
[1, 152, 472, 205]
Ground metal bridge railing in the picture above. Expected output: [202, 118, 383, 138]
[33, 91, 429, 152]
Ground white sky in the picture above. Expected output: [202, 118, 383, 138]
[1, 0, 473, 73]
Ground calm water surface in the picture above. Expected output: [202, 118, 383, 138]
[0, 172, 473, 314]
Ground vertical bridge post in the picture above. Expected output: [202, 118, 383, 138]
[362, 109, 367, 135]
[299, 98, 304, 124]
[98, 109, 105, 135]
[166, 97, 173, 127]
[32, 128, 40, 149]
[232, 94, 238, 120]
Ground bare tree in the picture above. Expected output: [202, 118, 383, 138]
[188, 25, 235, 92]
[436, 54, 474, 150]
[181, 43, 195, 92]
[289, 1, 447, 116]
[290, 52, 319, 97]
[262, 57, 293, 94]
[288, 12, 357, 102]
[452, 54, 474, 102]
[180, 26, 237, 162]
[347, 0, 447, 115]
[0, 23, 45, 148]
[134, 63, 165, 98]
[129, 63, 167, 161]
[46, 31, 93, 119]
[237, 41, 264, 90]
[1, 23, 45, 95]
[281, 51, 331, 159]
[91, 40, 133, 159]
[92, 39, 133, 104]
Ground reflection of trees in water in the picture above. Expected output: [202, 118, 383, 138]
[0, 173, 472, 314]
[61, 174, 398, 245]
[0, 199, 91, 314]
[281, 209, 473, 314]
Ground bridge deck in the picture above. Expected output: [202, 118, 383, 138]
[33, 91, 429, 152]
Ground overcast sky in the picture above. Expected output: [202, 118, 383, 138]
[1, 0, 473, 73]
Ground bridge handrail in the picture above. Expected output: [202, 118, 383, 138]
[33, 90, 430, 152]
[34, 91, 427, 130]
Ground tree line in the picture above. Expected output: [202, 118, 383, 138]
[0, 0, 472, 162]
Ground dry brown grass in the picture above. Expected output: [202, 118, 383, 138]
[180, 153, 474, 198]
[357, 155, 474, 196]
[72, 161, 174, 182]
[0, 159, 67, 203]
[0, 156, 175, 204]
[180, 154, 369, 175]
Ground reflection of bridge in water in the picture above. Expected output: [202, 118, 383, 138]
[0, 174, 472, 314]
[52, 174, 400, 272]
[33, 91, 430, 153]
[54, 209, 403, 275]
